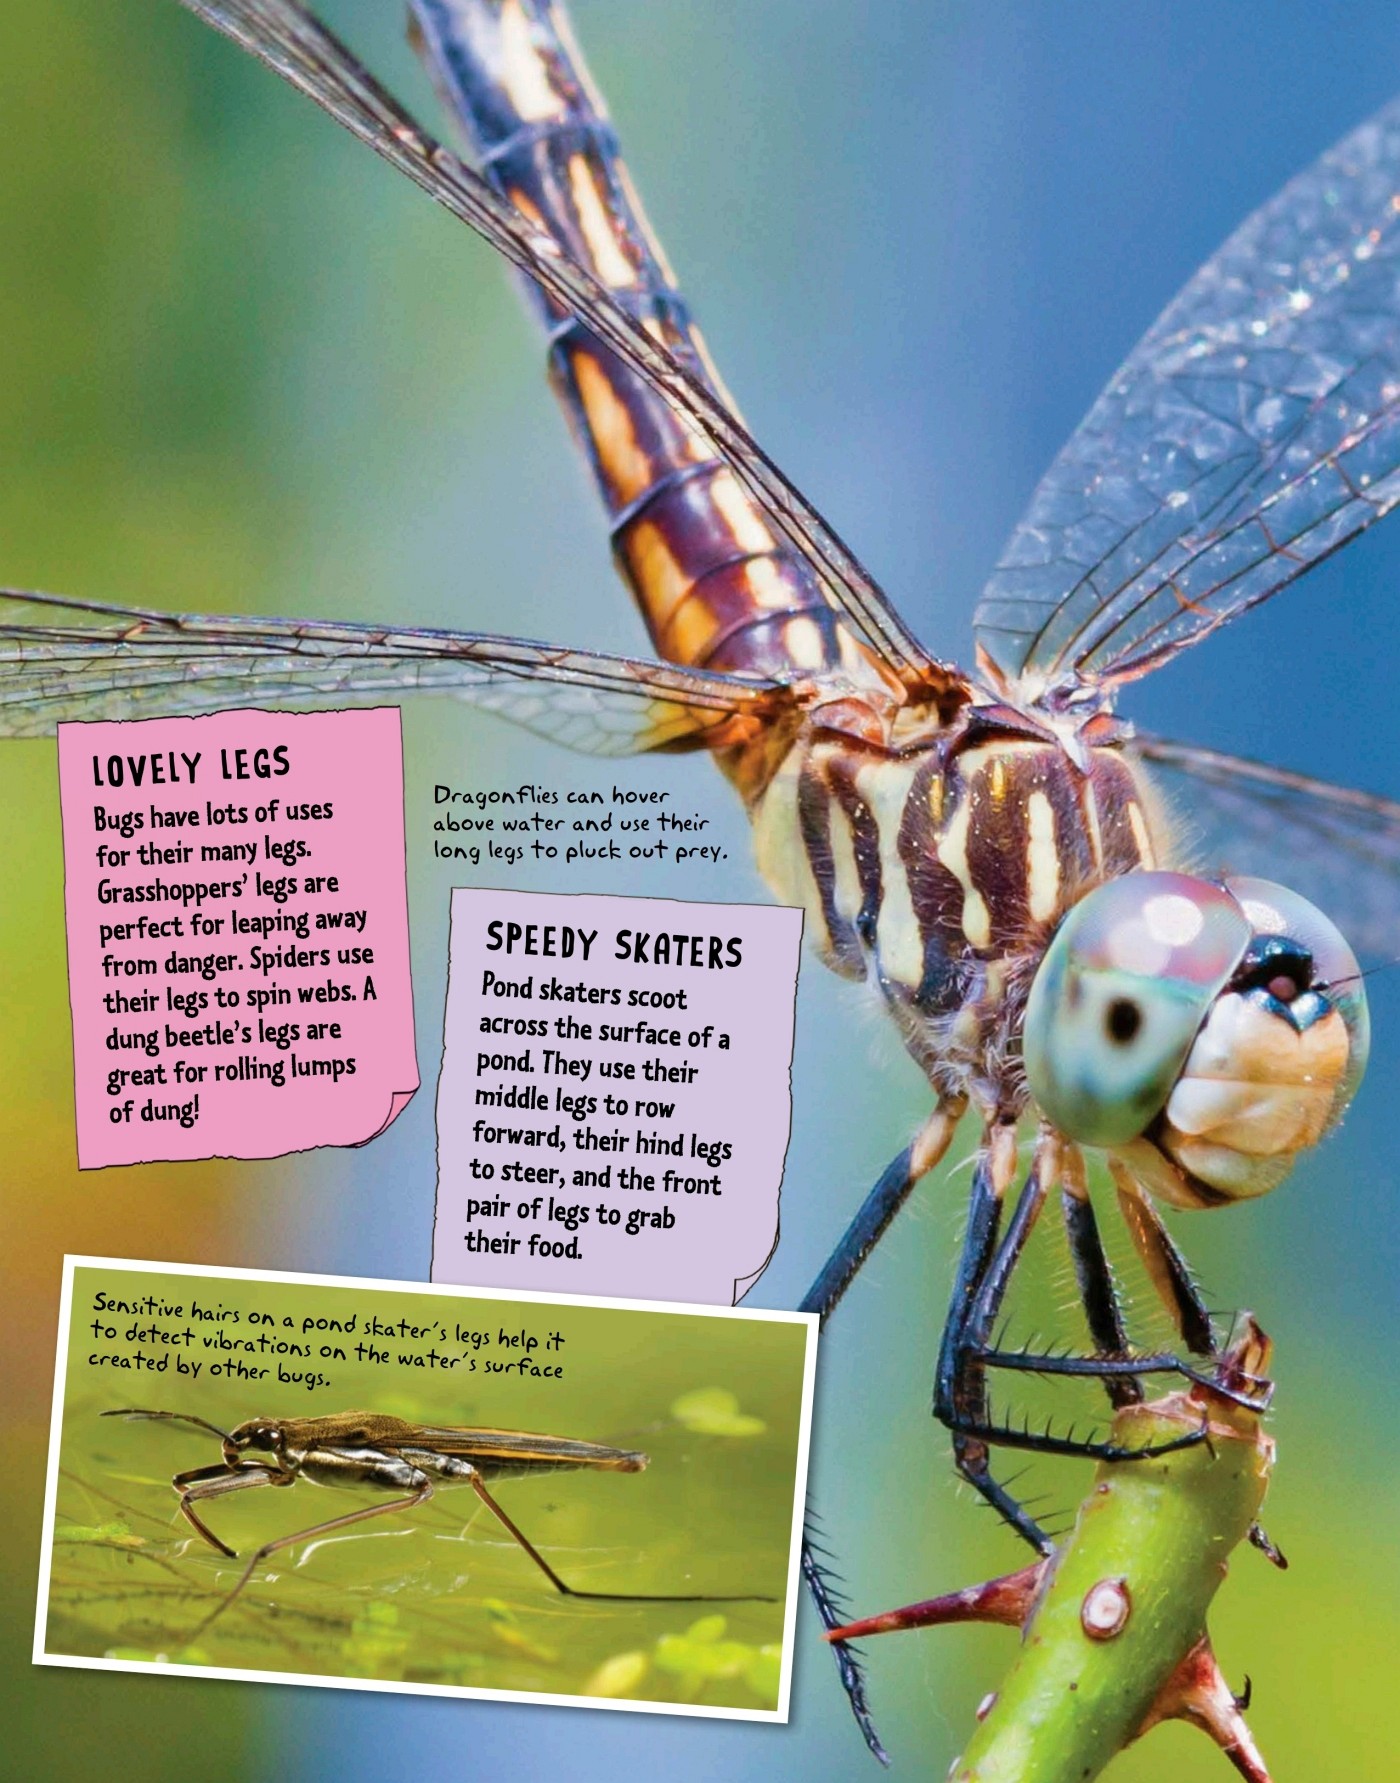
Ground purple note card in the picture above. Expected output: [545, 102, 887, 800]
[433, 887, 803, 1304]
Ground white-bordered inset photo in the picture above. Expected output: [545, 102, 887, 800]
[36, 1256, 816, 1722]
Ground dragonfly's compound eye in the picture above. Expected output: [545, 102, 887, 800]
[1024, 872, 1251, 1149]
[1024, 871, 1369, 1207]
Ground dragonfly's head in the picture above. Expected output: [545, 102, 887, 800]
[1023, 871, 1368, 1207]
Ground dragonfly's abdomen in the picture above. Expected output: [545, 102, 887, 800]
[412, 0, 864, 685]
[755, 731, 1168, 1092]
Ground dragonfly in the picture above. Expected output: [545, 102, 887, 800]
[4, 0, 1398, 1757]
[101, 1406, 771, 1642]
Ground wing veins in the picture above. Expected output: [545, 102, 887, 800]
[975, 93, 1400, 699]
[1066, 390, 1400, 673]
[0, 588, 792, 751]
[1138, 733, 1400, 821]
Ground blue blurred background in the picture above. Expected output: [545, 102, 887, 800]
[4, 1, 1400, 1776]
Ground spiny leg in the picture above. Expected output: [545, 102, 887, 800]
[965, 1162, 1270, 1509]
[934, 1126, 1053, 1552]
[1111, 1161, 1217, 1356]
[796, 1101, 961, 1764]
[936, 1136, 1218, 1550]
[976, 1346, 1268, 1410]
[1112, 1162, 1285, 1567]
[798, 1103, 962, 1321]
[1061, 1143, 1141, 1409]
[967, 1147, 1239, 1407]
[976, 1145, 1259, 1406]
[802, 1515, 884, 1764]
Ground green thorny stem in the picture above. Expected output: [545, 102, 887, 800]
[829, 1319, 1277, 1781]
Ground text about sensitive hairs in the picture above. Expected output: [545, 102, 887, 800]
[434, 887, 803, 1305]
[80, 1279, 568, 1394]
[58, 709, 417, 1167]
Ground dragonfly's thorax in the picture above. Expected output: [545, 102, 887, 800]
[752, 707, 1170, 1111]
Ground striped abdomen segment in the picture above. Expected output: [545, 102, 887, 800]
[410, 0, 851, 683]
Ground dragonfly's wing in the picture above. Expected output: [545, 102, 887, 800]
[0, 590, 792, 757]
[1137, 734, 1400, 962]
[976, 97, 1400, 704]
[177, 0, 954, 700]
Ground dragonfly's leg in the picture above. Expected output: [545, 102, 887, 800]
[800, 1530, 889, 1763]
[947, 1428, 1053, 1553]
[1060, 1144, 1142, 1409]
[1112, 1163, 1287, 1566]
[1111, 1162, 1217, 1355]
[187, 1477, 435, 1643]
[934, 1129, 1053, 1553]
[975, 1346, 1269, 1412]
[785, 1103, 961, 1762]
[172, 1461, 294, 1559]
[799, 1102, 962, 1321]
[461, 1469, 772, 1603]
[963, 1147, 1262, 1411]
[933, 1135, 1220, 1529]
[945, 1143, 1217, 1465]
[939, 1414, 1210, 1467]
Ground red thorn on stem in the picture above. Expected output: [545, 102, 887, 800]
[824, 1559, 1048, 1643]
[1139, 1636, 1272, 1782]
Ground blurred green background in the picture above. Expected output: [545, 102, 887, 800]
[3, 2, 1399, 1778]
[45, 1265, 803, 1707]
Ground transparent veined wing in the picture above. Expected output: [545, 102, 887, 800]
[0, 590, 793, 756]
[976, 96, 1400, 704]
[1137, 734, 1400, 963]
[178, 0, 955, 700]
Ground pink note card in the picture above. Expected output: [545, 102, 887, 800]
[59, 707, 418, 1167]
